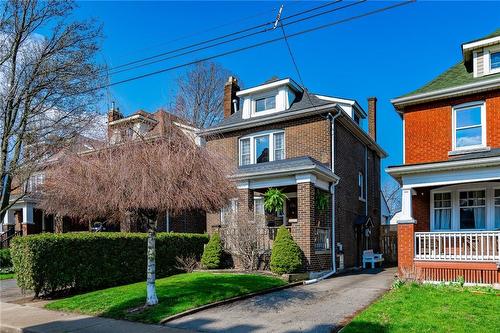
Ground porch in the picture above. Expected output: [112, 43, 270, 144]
[387, 154, 500, 283]
[213, 157, 338, 272]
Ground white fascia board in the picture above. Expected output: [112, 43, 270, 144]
[315, 95, 367, 117]
[230, 165, 339, 183]
[236, 78, 302, 97]
[386, 156, 500, 177]
[462, 36, 500, 52]
[391, 77, 500, 108]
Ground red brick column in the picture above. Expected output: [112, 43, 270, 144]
[237, 188, 254, 223]
[397, 222, 415, 275]
[296, 182, 315, 270]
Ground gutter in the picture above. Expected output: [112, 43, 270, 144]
[304, 110, 341, 285]
[385, 155, 500, 176]
[391, 77, 500, 110]
[230, 164, 339, 182]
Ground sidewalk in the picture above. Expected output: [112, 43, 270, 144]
[0, 301, 192, 333]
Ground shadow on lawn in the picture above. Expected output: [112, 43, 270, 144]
[335, 321, 388, 333]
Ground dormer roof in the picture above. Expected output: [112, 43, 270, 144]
[462, 28, 500, 72]
[236, 78, 302, 97]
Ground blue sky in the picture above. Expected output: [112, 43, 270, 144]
[72, 1, 500, 184]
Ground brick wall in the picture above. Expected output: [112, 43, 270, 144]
[412, 187, 431, 232]
[334, 123, 381, 268]
[206, 115, 331, 169]
[404, 90, 500, 164]
[397, 222, 415, 273]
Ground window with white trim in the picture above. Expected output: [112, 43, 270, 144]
[495, 189, 500, 229]
[433, 192, 451, 230]
[239, 131, 285, 166]
[453, 102, 486, 150]
[459, 190, 486, 230]
[240, 138, 251, 166]
[491, 51, 500, 71]
[255, 96, 276, 112]
[358, 172, 365, 201]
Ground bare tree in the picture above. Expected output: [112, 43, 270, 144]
[40, 123, 236, 306]
[171, 61, 232, 128]
[382, 179, 401, 215]
[0, 0, 104, 219]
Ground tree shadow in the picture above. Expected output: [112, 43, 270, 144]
[333, 321, 388, 333]
[166, 317, 264, 332]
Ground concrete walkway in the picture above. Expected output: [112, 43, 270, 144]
[166, 267, 396, 333]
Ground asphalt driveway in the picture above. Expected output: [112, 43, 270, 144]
[166, 267, 396, 333]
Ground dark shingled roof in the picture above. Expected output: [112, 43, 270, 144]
[234, 156, 332, 176]
[449, 148, 500, 161]
[398, 29, 500, 99]
[207, 91, 332, 130]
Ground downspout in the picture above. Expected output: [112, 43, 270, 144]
[304, 110, 341, 285]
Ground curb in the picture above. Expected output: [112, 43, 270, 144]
[0, 324, 22, 333]
[159, 281, 303, 324]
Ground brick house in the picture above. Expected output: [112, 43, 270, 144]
[202, 77, 386, 272]
[1, 107, 205, 241]
[387, 29, 500, 284]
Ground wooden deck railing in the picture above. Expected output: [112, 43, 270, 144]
[415, 231, 500, 261]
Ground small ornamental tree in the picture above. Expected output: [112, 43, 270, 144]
[40, 122, 236, 306]
[201, 233, 223, 269]
[270, 226, 302, 275]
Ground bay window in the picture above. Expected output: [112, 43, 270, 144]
[433, 192, 451, 230]
[452, 102, 486, 151]
[239, 131, 285, 166]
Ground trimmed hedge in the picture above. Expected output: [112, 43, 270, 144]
[201, 233, 222, 269]
[0, 248, 12, 268]
[270, 226, 303, 275]
[10, 232, 208, 296]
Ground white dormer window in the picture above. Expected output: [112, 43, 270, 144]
[239, 131, 285, 166]
[255, 96, 276, 112]
[491, 51, 500, 71]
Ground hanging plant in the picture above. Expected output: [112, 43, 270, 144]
[264, 188, 288, 214]
[316, 190, 330, 212]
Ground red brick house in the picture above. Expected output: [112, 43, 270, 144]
[1, 107, 205, 241]
[387, 29, 500, 284]
[202, 76, 386, 272]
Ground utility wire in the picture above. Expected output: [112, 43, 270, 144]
[106, 0, 364, 77]
[86, 1, 415, 94]
[106, 1, 343, 73]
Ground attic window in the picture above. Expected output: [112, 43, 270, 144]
[491, 51, 500, 71]
[255, 96, 276, 112]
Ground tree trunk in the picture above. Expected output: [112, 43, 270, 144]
[146, 216, 158, 306]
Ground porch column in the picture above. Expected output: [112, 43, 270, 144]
[22, 203, 36, 235]
[296, 181, 315, 270]
[3, 209, 15, 227]
[398, 188, 416, 276]
[236, 181, 254, 223]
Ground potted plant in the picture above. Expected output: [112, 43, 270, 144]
[264, 188, 287, 226]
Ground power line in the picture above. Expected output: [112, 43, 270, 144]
[107, 0, 365, 77]
[106, 1, 343, 73]
[87, 0, 415, 94]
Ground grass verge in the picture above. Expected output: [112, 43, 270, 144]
[0, 273, 14, 280]
[342, 283, 500, 333]
[46, 272, 286, 323]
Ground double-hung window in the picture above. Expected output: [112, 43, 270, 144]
[239, 131, 285, 166]
[490, 51, 500, 72]
[495, 189, 500, 229]
[240, 138, 251, 166]
[453, 102, 485, 151]
[221, 198, 238, 225]
[433, 192, 452, 230]
[459, 190, 486, 230]
[255, 96, 276, 112]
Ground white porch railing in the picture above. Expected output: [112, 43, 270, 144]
[415, 231, 500, 261]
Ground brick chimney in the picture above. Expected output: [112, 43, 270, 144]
[367, 97, 377, 141]
[223, 76, 240, 118]
[107, 102, 123, 123]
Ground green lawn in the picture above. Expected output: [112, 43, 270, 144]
[0, 273, 14, 280]
[342, 283, 500, 333]
[46, 272, 286, 323]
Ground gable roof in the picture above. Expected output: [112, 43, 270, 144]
[392, 29, 500, 110]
